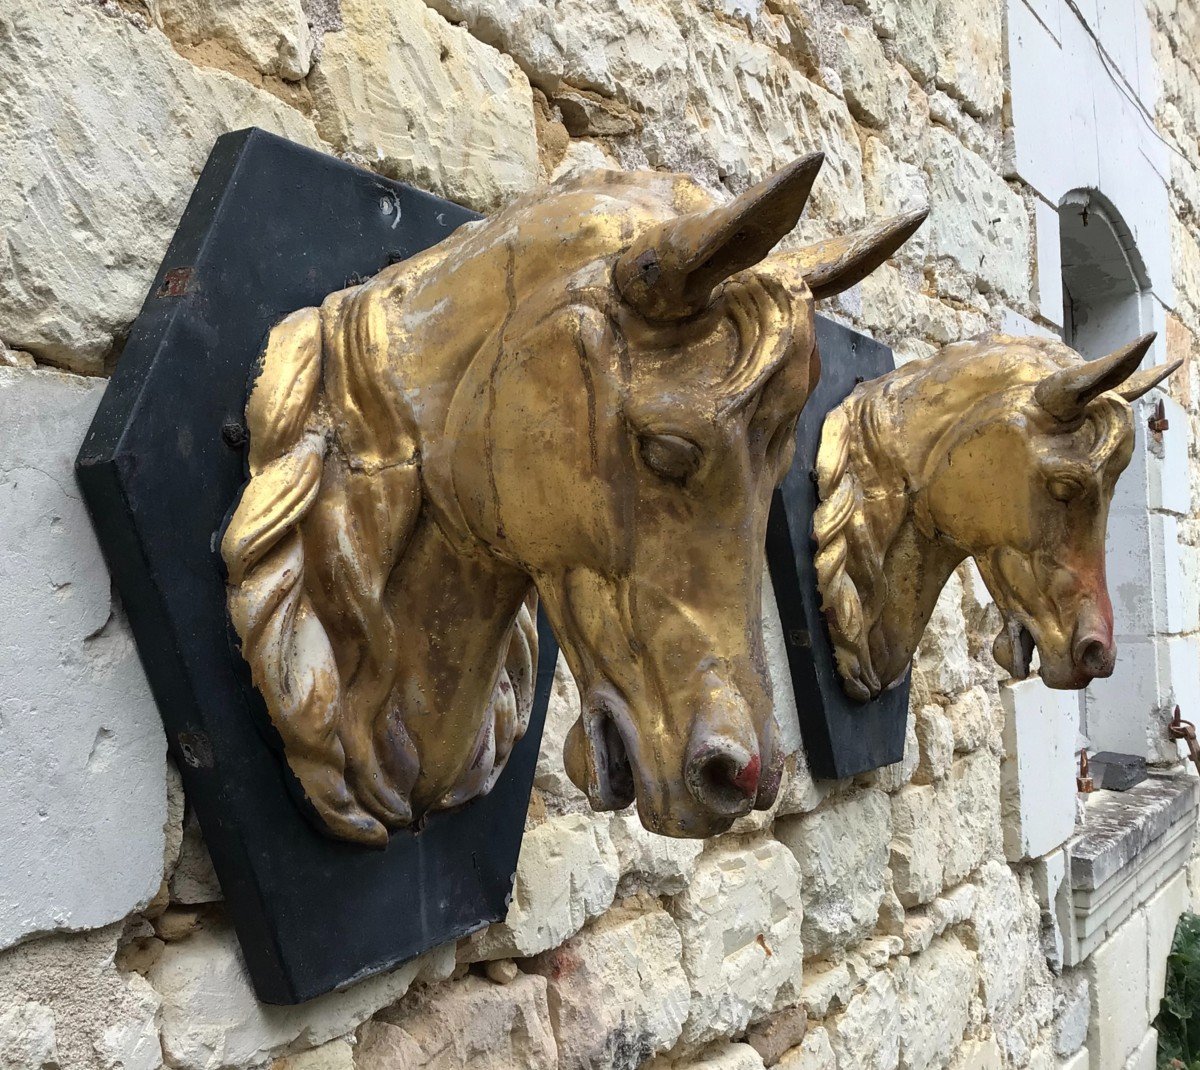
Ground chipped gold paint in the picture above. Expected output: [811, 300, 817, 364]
[222, 160, 926, 843]
[813, 333, 1180, 701]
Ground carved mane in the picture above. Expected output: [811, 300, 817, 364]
[221, 293, 539, 844]
[811, 388, 907, 702]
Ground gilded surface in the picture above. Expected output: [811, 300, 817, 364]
[813, 333, 1181, 701]
[222, 159, 925, 843]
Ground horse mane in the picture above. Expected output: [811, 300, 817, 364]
[221, 275, 538, 844]
[811, 390, 902, 702]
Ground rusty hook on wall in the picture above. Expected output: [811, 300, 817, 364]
[1167, 706, 1200, 778]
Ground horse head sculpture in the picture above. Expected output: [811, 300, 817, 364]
[222, 157, 926, 843]
[813, 333, 1180, 701]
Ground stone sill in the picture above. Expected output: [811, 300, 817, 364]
[1060, 773, 1198, 966]
[1070, 774, 1199, 889]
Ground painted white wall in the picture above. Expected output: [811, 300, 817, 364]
[1007, 0, 1172, 326]
[1007, 0, 1193, 760]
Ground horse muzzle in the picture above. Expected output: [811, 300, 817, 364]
[564, 682, 782, 837]
[992, 609, 1116, 689]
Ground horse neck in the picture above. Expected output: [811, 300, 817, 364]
[386, 512, 534, 811]
[820, 381, 967, 696]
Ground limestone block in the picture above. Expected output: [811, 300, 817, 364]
[970, 862, 1039, 1026]
[1053, 969, 1090, 1058]
[859, 264, 964, 348]
[272, 1038, 355, 1070]
[155, 0, 315, 80]
[362, 972, 557, 1070]
[948, 1036, 1002, 1069]
[914, 704, 955, 784]
[831, 24, 895, 128]
[149, 918, 454, 1069]
[664, 11, 865, 229]
[827, 970, 901, 1070]
[931, 0, 1003, 117]
[874, 712, 920, 794]
[969, 868, 1056, 1060]
[534, 653, 587, 803]
[797, 959, 855, 1019]
[863, 137, 931, 262]
[897, 935, 978, 1070]
[929, 884, 978, 932]
[428, 0, 864, 229]
[527, 907, 688, 1069]
[745, 1004, 808, 1066]
[669, 1043, 767, 1069]
[1032, 850, 1068, 971]
[1144, 871, 1188, 1021]
[780, 790, 890, 954]
[1059, 1049, 1090, 1070]
[0, 369, 167, 949]
[848, 0, 938, 81]
[426, 0, 685, 103]
[777, 1027, 835, 1070]
[0, 344, 35, 370]
[610, 811, 704, 898]
[0, 0, 322, 372]
[891, 785, 943, 907]
[925, 128, 1031, 303]
[669, 839, 805, 1049]
[999, 680, 1079, 862]
[310, 0, 539, 213]
[939, 751, 1002, 887]
[0, 1001, 58, 1069]
[911, 572, 973, 697]
[0, 925, 162, 1070]
[945, 686, 1001, 755]
[1119, 1029, 1156, 1070]
[459, 812, 619, 960]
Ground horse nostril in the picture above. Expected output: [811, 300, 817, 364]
[685, 740, 760, 816]
[1075, 636, 1114, 677]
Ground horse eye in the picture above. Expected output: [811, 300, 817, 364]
[640, 433, 702, 483]
[1048, 476, 1083, 502]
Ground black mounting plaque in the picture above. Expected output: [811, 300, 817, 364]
[76, 128, 558, 1005]
[766, 317, 910, 779]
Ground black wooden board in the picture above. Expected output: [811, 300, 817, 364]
[76, 128, 558, 1005]
[766, 317, 911, 779]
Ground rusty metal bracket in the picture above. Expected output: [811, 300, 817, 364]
[1168, 706, 1200, 778]
[1077, 749, 1095, 793]
[1149, 398, 1169, 434]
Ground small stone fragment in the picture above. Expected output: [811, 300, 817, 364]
[746, 1004, 808, 1066]
[553, 85, 641, 136]
[485, 959, 519, 985]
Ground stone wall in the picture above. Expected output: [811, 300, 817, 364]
[0, 1, 1197, 1069]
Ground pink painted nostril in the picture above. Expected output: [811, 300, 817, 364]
[731, 754, 761, 797]
[685, 741, 759, 816]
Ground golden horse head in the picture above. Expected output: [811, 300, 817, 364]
[223, 157, 926, 842]
[814, 333, 1180, 700]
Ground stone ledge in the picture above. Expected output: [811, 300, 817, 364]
[1061, 774, 1199, 966]
[1069, 774, 1198, 889]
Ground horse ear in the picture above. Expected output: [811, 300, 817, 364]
[1116, 357, 1182, 403]
[788, 207, 929, 301]
[615, 152, 825, 321]
[1035, 333, 1158, 421]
